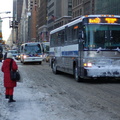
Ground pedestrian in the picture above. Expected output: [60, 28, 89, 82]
[4, 51, 7, 60]
[1, 53, 18, 102]
[0, 45, 3, 62]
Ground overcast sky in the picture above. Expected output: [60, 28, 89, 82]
[0, 0, 13, 40]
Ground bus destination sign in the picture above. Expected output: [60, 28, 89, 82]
[88, 17, 119, 24]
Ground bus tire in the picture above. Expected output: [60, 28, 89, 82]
[74, 66, 80, 82]
[39, 61, 42, 64]
[52, 62, 59, 74]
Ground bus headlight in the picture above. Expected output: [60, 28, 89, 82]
[23, 55, 27, 59]
[84, 62, 92, 67]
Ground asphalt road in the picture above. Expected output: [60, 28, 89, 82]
[19, 61, 120, 119]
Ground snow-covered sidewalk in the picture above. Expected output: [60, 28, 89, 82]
[0, 62, 49, 120]
[0, 70, 59, 120]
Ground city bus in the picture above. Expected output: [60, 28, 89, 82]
[49, 15, 120, 82]
[20, 42, 44, 64]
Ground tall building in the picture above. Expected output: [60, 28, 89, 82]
[17, 0, 23, 23]
[20, 0, 29, 43]
[20, 0, 37, 42]
[30, 0, 37, 41]
[95, 0, 120, 15]
[16, 0, 23, 47]
[54, 0, 72, 29]
[36, 0, 48, 42]
[12, 0, 17, 48]
[13, 0, 17, 22]
[47, 0, 72, 31]
[72, 0, 95, 19]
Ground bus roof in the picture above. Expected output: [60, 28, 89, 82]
[50, 14, 120, 34]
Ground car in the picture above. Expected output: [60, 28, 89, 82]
[15, 53, 21, 60]
[7, 50, 18, 59]
[45, 54, 50, 62]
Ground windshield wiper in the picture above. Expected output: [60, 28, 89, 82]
[116, 47, 120, 52]
[96, 47, 102, 53]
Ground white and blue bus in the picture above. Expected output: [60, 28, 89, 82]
[50, 15, 120, 81]
[20, 42, 44, 64]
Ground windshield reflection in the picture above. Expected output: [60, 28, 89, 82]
[84, 25, 120, 50]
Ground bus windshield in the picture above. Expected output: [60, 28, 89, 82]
[24, 45, 41, 54]
[84, 24, 120, 50]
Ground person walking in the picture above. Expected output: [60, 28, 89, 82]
[0, 45, 3, 62]
[4, 51, 7, 60]
[1, 53, 18, 102]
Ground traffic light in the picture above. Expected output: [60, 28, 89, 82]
[15, 21, 18, 25]
[14, 21, 18, 28]
[10, 21, 18, 28]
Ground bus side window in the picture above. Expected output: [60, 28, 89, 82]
[51, 34, 55, 47]
[61, 31, 64, 45]
[58, 32, 61, 46]
[72, 25, 79, 44]
[65, 26, 68, 45]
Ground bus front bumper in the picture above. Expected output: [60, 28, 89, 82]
[85, 66, 120, 78]
[23, 57, 43, 62]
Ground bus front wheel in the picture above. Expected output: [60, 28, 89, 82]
[74, 66, 80, 82]
[52, 62, 59, 74]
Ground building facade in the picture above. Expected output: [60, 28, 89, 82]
[36, 0, 48, 42]
[30, 0, 37, 41]
[14, 0, 120, 48]
[72, 0, 95, 19]
[95, 0, 120, 15]
[47, 0, 72, 31]
[54, 0, 72, 29]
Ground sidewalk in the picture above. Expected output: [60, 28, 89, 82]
[0, 72, 53, 120]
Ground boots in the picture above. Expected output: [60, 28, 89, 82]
[5, 95, 9, 99]
[8, 95, 16, 102]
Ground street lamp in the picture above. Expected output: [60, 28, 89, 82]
[0, 11, 11, 29]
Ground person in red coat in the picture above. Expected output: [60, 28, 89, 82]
[1, 52, 18, 102]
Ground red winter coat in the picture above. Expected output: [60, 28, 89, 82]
[1, 58, 18, 88]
